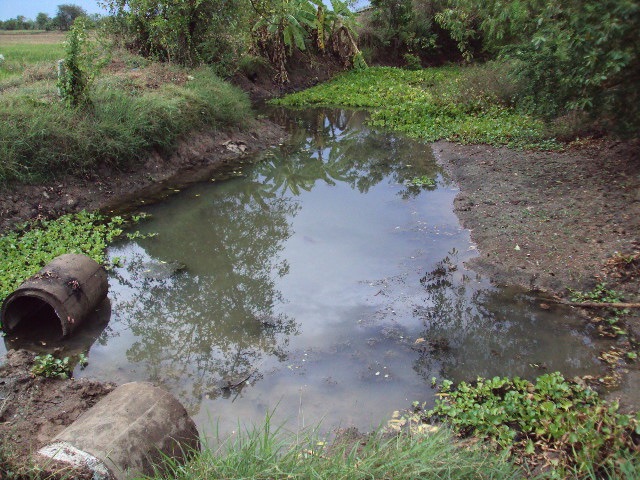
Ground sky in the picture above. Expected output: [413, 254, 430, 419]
[0, 0, 109, 21]
[0, 0, 371, 21]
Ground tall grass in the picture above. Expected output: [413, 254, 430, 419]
[152, 418, 521, 480]
[0, 66, 251, 185]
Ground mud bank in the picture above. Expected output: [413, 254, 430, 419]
[433, 138, 639, 297]
[0, 119, 287, 234]
[433, 138, 640, 410]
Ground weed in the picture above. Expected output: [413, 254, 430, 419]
[274, 66, 559, 149]
[426, 373, 640, 477]
[569, 282, 623, 304]
[30, 353, 87, 379]
[406, 175, 436, 187]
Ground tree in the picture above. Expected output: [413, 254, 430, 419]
[0, 16, 33, 30]
[54, 4, 87, 31]
[102, 0, 248, 66]
[436, 0, 640, 131]
[35, 12, 52, 30]
[252, 0, 364, 83]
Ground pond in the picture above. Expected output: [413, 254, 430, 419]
[2, 109, 611, 438]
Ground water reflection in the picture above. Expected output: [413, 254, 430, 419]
[263, 109, 438, 199]
[108, 188, 300, 412]
[412, 254, 607, 381]
[73, 108, 612, 435]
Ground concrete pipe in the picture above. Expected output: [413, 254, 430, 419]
[4, 298, 111, 357]
[37, 382, 200, 480]
[1, 253, 108, 339]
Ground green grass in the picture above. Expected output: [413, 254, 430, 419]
[0, 43, 65, 63]
[0, 40, 64, 81]
[0, 65, 251, 185]
[151, 418, 521, 480]
[274, 66, 559, 149]
[0, 32, 252, 186]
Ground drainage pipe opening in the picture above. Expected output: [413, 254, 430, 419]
[3, 295, 64, 341]
[1, 254, 108, 339]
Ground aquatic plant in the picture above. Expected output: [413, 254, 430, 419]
[0, 211, 125, 302]
[274, 66, 557, 149]
[426, 372, 640, 477]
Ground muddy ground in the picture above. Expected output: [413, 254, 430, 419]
[434, 138, 639, 296]
[1, 86, 639, 470]
[0, 350, 115, 472]
[434, 138, 640, 410]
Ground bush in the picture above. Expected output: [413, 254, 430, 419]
[403, 53, 422, 70]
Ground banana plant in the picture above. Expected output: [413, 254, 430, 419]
[253, 0, 318, 82]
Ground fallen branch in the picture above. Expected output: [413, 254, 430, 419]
[550, 299, 640, 309]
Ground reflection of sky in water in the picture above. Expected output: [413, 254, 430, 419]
[3, 109, 610, 439]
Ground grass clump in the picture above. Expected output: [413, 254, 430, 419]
[153, 417, 520, 480]
[0, 65, 251, 185]
[425, 372, 640, 478]
[0, 211, 125, 301]
[274, 65, 558, 149]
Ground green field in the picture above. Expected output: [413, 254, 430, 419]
[0, 33, 64, 81]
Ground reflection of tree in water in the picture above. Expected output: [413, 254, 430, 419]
[110, 107, 444, 413]
[263, 108, 440, 199]
[412, 253, 605, 383]
[110, 189, 300, 413]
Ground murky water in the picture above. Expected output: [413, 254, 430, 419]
[2, 109, 611, 437]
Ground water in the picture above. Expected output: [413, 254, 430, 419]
[2, 109, 610, 437]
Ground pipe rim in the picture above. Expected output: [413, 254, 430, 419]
[1, 289, 69, 337]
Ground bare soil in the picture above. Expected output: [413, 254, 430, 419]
[433, 138, 639, 296]
[433, 138, 640, 410]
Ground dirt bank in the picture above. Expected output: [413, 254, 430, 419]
[433, 138, 639, 297]
[0, 119, 287, 234]
[433, 138, 640, 409]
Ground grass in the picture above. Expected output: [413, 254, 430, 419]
[150, 416, 521, 480]
[273, 65, 560, 150]
[0, 33, 64, 81]
[0, 33, 252, 186]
